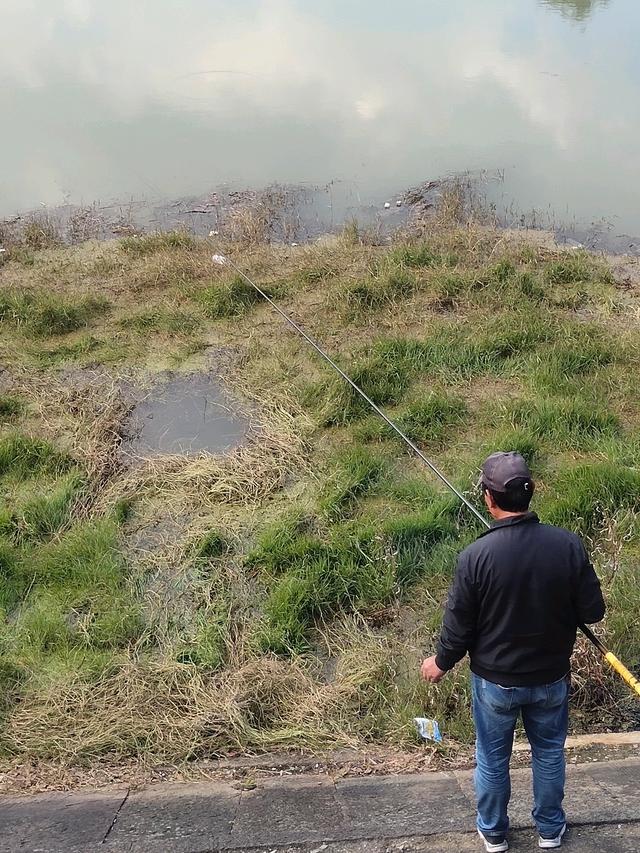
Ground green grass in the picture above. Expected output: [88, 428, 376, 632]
[377, 315, 553, 380]
[501, 398, 621, 450]
[0, 434, 71, 480]
[478, 429, 542, 472]
[544, 253, 613, 286]
[543, 462, 640, 535]
[2, 472, 85, 544]
[258, 525, 393, 654]
[383, 506, 458, 588]
[358, 393, 467, 447]
[319, 448, 387, 520]
[0, 290, 109, 337]
[389, 243, 456, 269]
[528, 334, 615, 391]
[321, 354, 412, 425]
[193, 529, 230, 562]
[197, 275, 266, 319]
[342, 270, 416, 310]
[246, 515, 326, 575]
[0, 395, 23, 421]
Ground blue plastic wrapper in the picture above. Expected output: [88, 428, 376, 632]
[414, 717, 443, 743]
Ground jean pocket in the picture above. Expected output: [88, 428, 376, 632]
[482, 679, 515, 712]
[546, 675, 570, 706]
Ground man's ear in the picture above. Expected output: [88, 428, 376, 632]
[483, 489, 495, 511]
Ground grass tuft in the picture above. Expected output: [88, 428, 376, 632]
[120, 231, 196, 258]
[321, 355, 411, 425]
[5, 472, 85, 544]
[197, 276, 268, 319]
[258, 525, 392, 655]
[359, 393, 467, 447]
[319, 448, 386, 521]
[0, 394, 23, 421]
[0, 434, 72, 480]
[0, 290, 109, 337]
[543, 463, 640, 535]
[342, 269, 416, 311]
[384, 506, 457, 588]
[502, 398, 621, 450]
[193, 530, 229, 562]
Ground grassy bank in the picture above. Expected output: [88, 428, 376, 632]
[1, 216, 639, 771]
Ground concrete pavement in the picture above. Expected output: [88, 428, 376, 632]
[0, 757, 638, 852]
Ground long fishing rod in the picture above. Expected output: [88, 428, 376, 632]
[210, 251, 640, 699]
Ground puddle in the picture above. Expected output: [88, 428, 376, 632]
[126, 374, 250, 457]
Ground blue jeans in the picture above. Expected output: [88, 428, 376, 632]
[471, 673, 569, 838]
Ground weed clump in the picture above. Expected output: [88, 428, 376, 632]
[343, 269, 416, 311]
[0, 394, 23, 421]
[503, 399, 621, 450]
[3, 471, 85, 545]
[246, 516, 325, 575]
[384, 506, 457, 588]
[120, 231, 196, 258]
[22, 217, 61, 250]
[258, 525, 392, 655]
[479, 429, 542, 471]
[321, 354, 411, 425]
[197, 276, 266, 319]
[544, 253, 613, 286]
[374, 318, 549, 384]
[319, 448, 386, 521]
[360, 393, 467, 447]
[543, 463, 640, 534]
[194, 529, 229, 562]
[0, 434, 72, 480]
[0, 290, 108, 337]
[529, 332, 615, 390]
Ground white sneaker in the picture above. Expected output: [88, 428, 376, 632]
[538, 824, 567, 848]
[477, 828, 509, 852]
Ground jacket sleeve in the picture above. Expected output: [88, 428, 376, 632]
[575, 541, 606, 625]
[435, 550, 477, 671]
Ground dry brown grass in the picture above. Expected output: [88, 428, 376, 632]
[2, 620, 435, 762]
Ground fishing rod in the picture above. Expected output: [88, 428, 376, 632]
[210, 250, 640, 700]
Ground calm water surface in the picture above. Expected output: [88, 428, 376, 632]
[2, 0, 639, 235]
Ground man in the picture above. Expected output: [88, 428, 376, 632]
[421, 452, 605, 852]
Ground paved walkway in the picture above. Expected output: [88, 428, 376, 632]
[1, 757, 639, 853]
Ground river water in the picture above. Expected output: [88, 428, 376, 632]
[2, 0, 639, 240]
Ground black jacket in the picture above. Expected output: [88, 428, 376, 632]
[435, 512, 605, 686]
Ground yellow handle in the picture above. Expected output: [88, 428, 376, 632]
[605, 652, 640, 698]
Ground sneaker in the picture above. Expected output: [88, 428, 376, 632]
[477, 828, 509, 852]
[538, 824, 567, 848]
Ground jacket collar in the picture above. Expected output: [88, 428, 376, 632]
[478, 511, 539, 538]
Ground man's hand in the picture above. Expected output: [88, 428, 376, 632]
[421, 655, 446, 684]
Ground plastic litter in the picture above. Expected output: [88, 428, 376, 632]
[396, 200, 402, 207]
[211, 254, 228, 266]
[209, 229, 220, 237]
[414, 717, 443, 743]
[384, 201, 391, 209]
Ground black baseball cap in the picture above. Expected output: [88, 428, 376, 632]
[481, 451, 533, 492]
